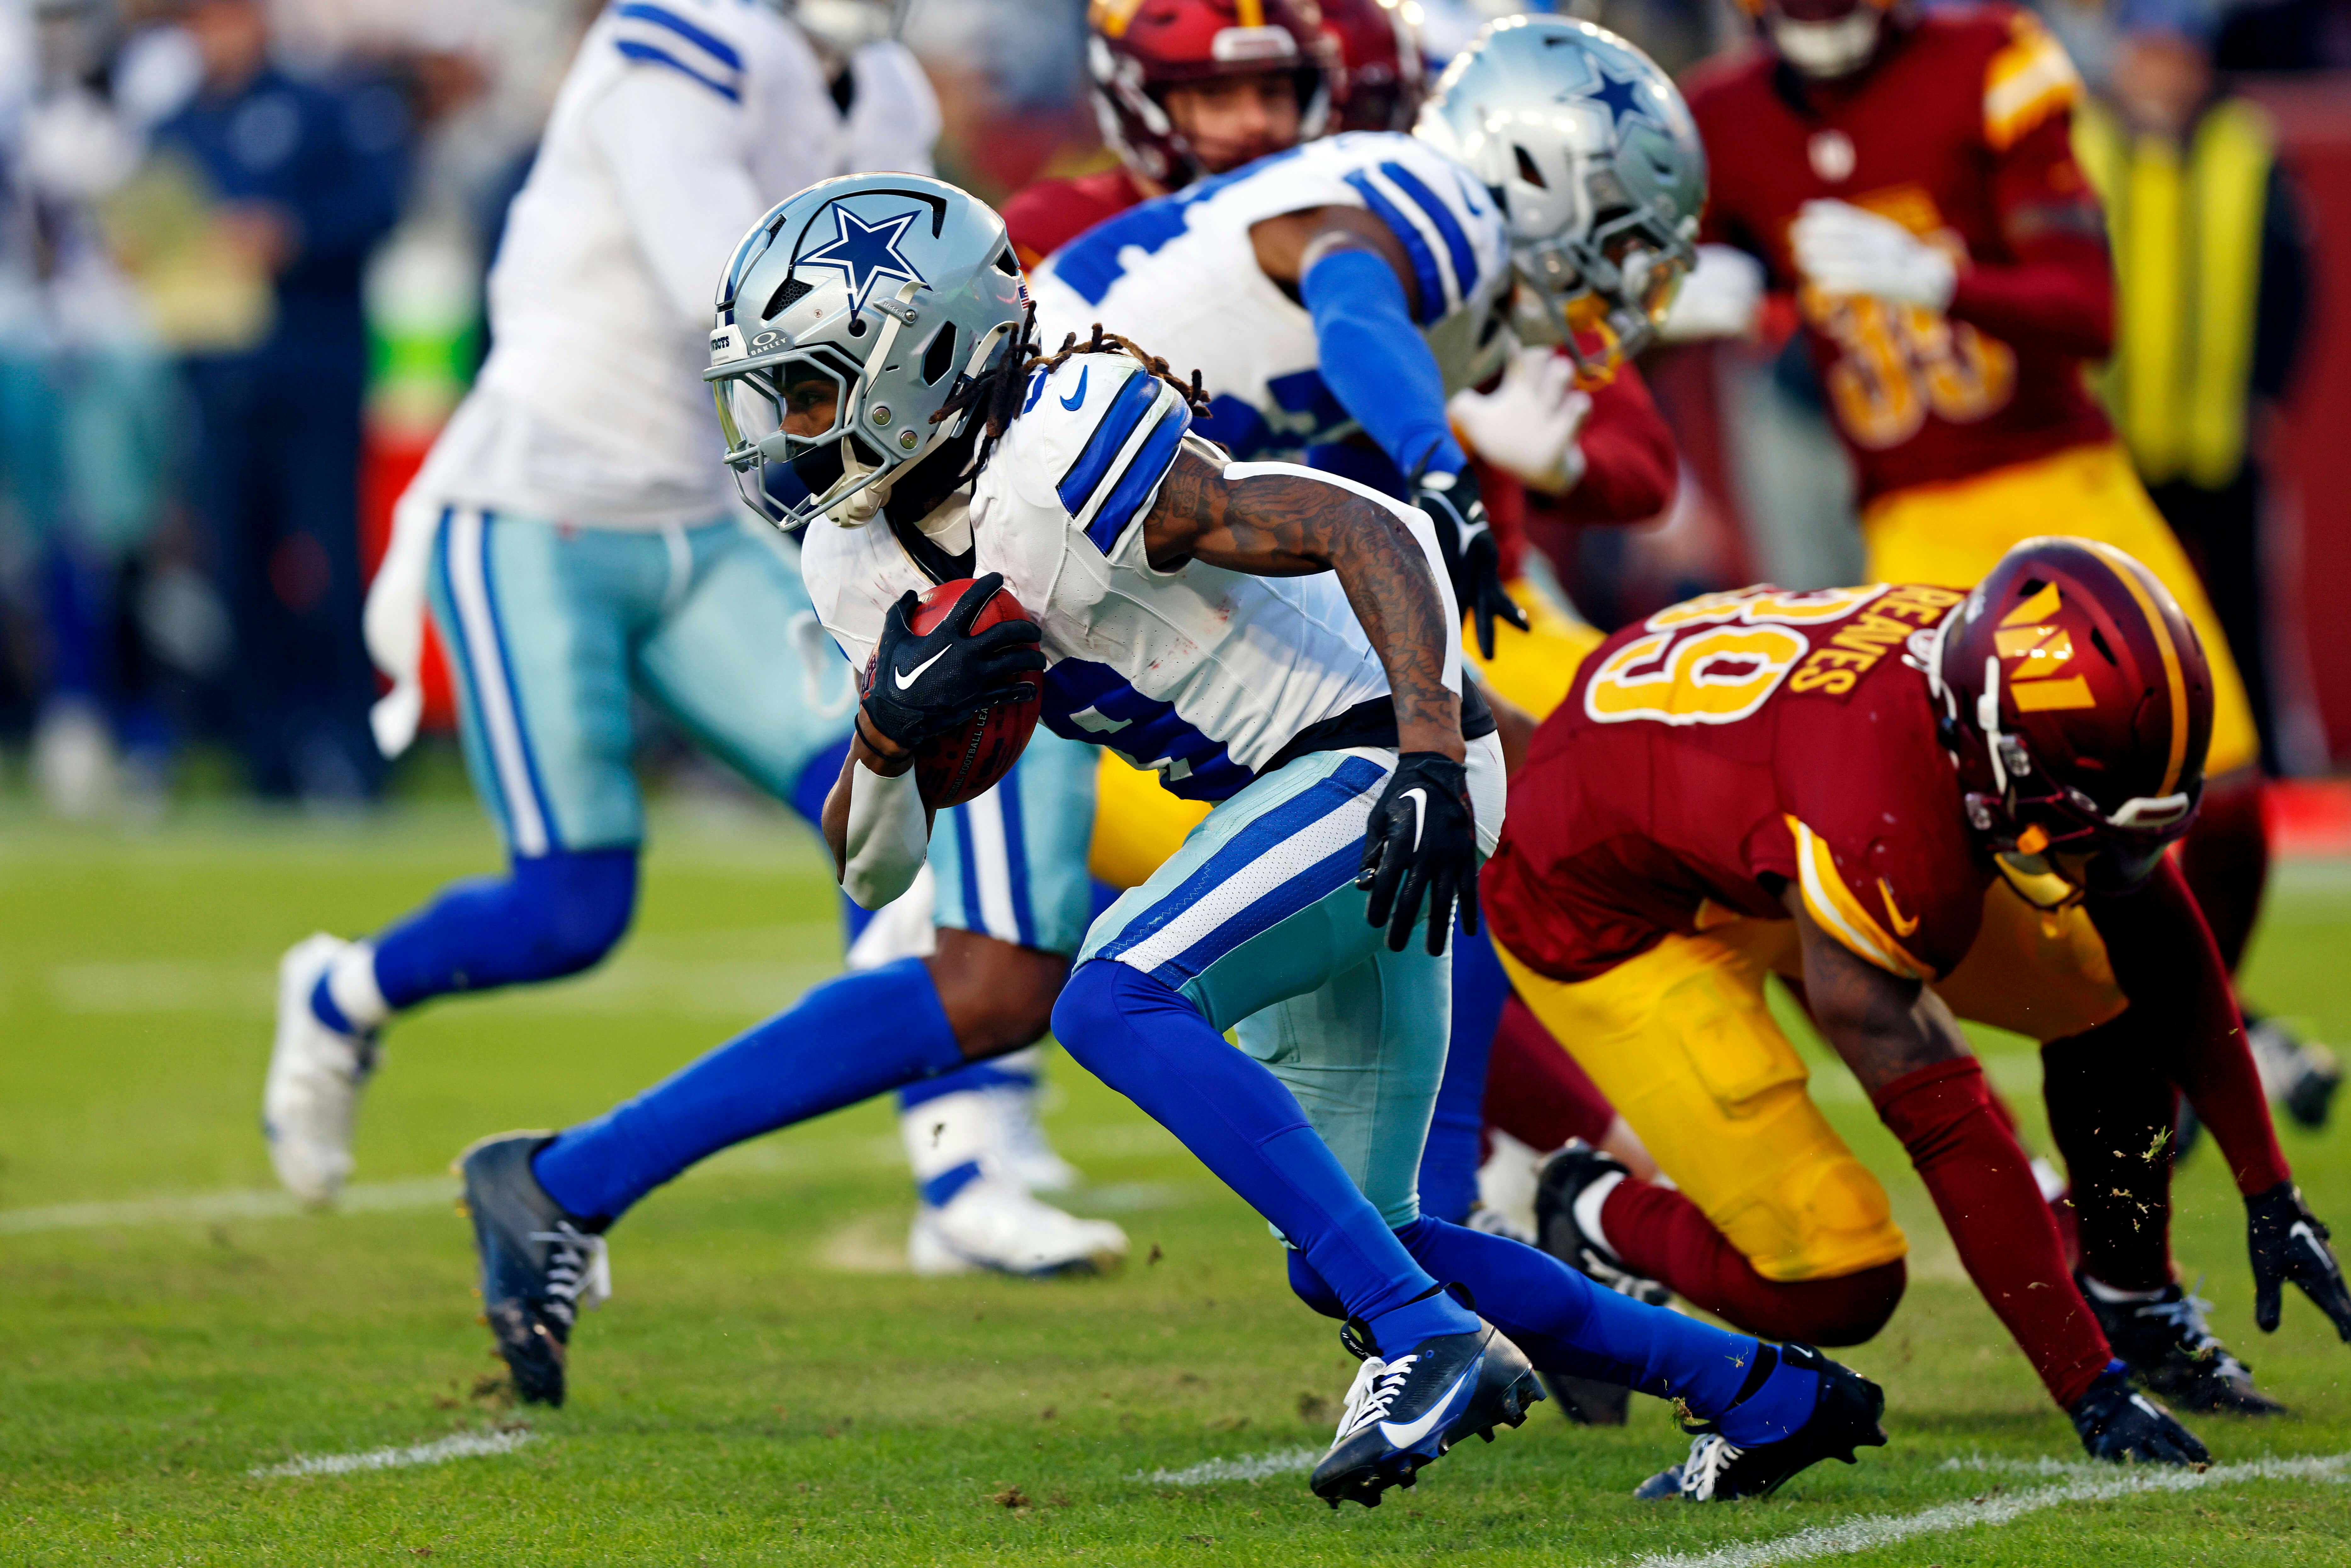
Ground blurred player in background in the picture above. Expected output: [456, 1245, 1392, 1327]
[1000, 0, 1334, 270]
[1676, 0, 2330, 1128]
[151, 0, 407, 805]
[263, 0, 1122, 1278]
[460, 170, 1890, 1510]
[1488, 540, 2351, 1472]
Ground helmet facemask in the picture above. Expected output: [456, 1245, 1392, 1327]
[706, 178, 1029, 531]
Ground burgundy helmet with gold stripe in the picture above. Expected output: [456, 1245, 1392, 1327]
[1924, 537, 2214, 893]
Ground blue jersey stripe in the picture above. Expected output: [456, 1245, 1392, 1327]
[997, 765, 1038, 948]
[1096, 756, 1386, 978]
[1379, 161, 1478, 303]
[1083, 405, 1189, 554]
[615, 2, 743, 69]
[471, 512, 562, 853]
[1343, 173, 1444, 325]
[1055, 371, 1162, 516]
[613, 39, 741, 102]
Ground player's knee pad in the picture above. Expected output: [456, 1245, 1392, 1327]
[508, 847, 638, 978]
[1495, 934, 1907, 1284]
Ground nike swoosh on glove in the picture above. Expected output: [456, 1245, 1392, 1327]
[1790, 199, 1956, 311]
[1357, 751, 1478, 955]
[859, 571, 1047, 751]
[1411, 464, 1528, 661]
[2248, 1181, 2351, 1340]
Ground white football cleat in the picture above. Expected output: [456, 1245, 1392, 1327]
[263, 934, 376, 1205]
[907, 1175, 1127, 1277]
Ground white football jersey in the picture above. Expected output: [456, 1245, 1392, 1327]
[1027, 132, 1512, 465]
[424, 1, 938, 529]
[802, 354, 1463, 801]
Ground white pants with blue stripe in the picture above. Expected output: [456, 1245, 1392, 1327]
[1077, 736, 1507, 1226]
[928, 726, 1101, 957]
[428, 508, 856, 852]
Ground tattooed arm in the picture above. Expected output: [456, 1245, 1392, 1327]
[1143, 444, 1463, 762]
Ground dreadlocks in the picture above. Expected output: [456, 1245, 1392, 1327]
[931, 306, 1216, 478]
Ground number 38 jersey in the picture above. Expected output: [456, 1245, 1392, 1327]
[1025, 132, 1512, 463]
[1684, 8, 2112, 504]
[1481, 581, 1990, 985]
[802, 353, 1442, 803]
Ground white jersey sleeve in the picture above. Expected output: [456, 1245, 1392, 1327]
[971, 355, 1395, 801]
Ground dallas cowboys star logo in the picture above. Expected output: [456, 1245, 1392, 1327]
[798, 205, 925, 314]
[1567, 61, 1667, 146]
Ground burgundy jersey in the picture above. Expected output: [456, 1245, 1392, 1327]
[1002, 166, 1153, 270]
[1685, 8, 2114, 504]
[1483, 581, 1986, 983]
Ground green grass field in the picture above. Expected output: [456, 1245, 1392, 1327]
[6, 799, 2351, 1565]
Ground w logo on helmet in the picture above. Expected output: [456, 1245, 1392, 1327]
[1992, 584, 2096, 713]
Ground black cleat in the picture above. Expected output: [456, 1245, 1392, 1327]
[2080, 1275, 2283, 1415]
[1310, 1309, 1545, 1508]
[1532, 1144, 1660, 1423]
[456, 1131, 609, 1408]
[1540, 1372, 1631, 1426]
[2071, 1363, 2211, 1464]
[1535, 1143, 1673, 1307]
[2247, 1016, 2341, 1130]
[1636, 1343, 1887, 1502]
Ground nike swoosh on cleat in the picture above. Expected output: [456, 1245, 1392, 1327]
[1379, 1363, 1473, 1451]
[1060, 367, 1088, 410]
[895, 648, 951, 689]
[1401, 788, 1427, 852]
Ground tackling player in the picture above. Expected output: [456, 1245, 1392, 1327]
[258, 0, 1120, 1275]
[454, 164, 1893, 1509]
[1678, 0, 2305, 1114]
[1482, 539, 2351, 1480]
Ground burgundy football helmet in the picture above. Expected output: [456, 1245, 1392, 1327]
[1319, 0, 1422, 133]
[1926, 538, 2214, 895]
[1086, 0, 1333, 190]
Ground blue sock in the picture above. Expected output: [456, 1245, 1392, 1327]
[1417, 920, 1506, 1226]
[791, 736, 852, 831]
[1384, 1216, 1819, 1443]
[1051, 960, 1475, 1337]
[532, 956, 965, 1223]
[309, 975, 356, 1034]
[371, 847, 638, 1010]
[901, 1054, 1036, 1111]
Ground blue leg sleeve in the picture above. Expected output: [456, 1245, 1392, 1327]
[370, 847, 638, 1011]
[532, 956, 966, 1223]
[1390, 1216, 1820, 1444]
[1302, 248, 1468, 481]
[1053, 961, 1477, 1344]
[1418, 919, 1506, 1226]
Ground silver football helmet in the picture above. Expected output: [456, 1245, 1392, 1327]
[1414, 15, 1706, 382]
[706, 173, 1028, 530]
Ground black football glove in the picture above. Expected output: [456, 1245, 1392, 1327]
[2248, 1181, 2351, 1340]
[859, 572, 1046, 751]
[1357, 751, 1479, 956]
[1411, 464, 1527, 662]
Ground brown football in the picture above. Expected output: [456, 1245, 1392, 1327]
[866, 578, 1044, 809]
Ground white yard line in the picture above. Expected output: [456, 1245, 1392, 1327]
[250, 1429, 532, 1479]
[1131, 1447, 1322, 1486]
[1634, 1452, 2351, 1568]
[0, 1176, 460, 1234]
